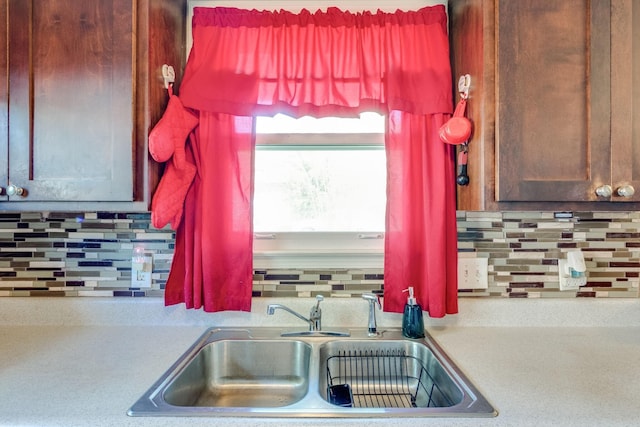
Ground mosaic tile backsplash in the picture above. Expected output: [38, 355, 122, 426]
[0, 211, 638, 299]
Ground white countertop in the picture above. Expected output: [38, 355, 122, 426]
[2, 297, 640, 427]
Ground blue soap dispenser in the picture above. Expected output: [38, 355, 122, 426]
[402, 287, 425, 339]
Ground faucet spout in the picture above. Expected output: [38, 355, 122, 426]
[267, 296, 324, 331]
[267, 304, 312, 329]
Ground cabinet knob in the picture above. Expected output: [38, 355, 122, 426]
[616, 185, 635, 198]
[6, 184, 25, 197]
[595, 185, 612, 198]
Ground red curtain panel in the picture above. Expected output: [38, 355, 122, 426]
[163, 5, 457, 317]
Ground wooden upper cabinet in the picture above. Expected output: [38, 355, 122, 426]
[496, 0, 611, 203]
[8, 0, 134, 202]
[0, 0, 8, 198]
[1, 0, 187, 209]
[450, 0, 640, 210]
[610, 0, 640, 202]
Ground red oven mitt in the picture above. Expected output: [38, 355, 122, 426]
[149, 93, 199, 229]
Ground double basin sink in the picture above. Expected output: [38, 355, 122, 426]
[128, 327, 497, 418]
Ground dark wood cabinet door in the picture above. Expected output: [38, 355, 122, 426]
[610, 0, 640, 202]
[0, 0, 8, 200]
[7, 0, 134, 202]
[495, 0, 612, 202]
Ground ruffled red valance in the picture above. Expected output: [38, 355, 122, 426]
[192, 5, 448, 29]
[179, 5, 452, 117]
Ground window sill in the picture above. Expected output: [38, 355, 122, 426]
[253, 232, 384, 269]
[253, 250, 383, 269]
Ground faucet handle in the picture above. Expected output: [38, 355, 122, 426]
[310, 295, 324, 316]
[308, 295, 324, 331]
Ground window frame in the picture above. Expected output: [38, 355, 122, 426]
[253, 124, 386, 269]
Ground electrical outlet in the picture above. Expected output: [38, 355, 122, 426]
[458, 258, 488, 289]
[558, 259, 587, 291]
[131, 252, 152, 288]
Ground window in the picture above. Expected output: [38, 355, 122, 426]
[254, 147, 386, 232]
[253, 113, 386, 268]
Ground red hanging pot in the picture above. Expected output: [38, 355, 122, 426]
[439, 98, 472, 145]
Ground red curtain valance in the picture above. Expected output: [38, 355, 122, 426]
[192, 5, 447, 29]
[179, 5, 452, 117]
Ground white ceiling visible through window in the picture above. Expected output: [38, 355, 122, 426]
[256, 113, 385, 134]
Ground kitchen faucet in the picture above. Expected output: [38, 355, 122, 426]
[267, 295, 324, 331]
[362, 293, 381, 336]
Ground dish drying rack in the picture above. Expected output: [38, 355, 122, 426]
[326, 348, 456, 409]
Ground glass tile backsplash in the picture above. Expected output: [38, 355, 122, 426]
[0, 211, 638, 299]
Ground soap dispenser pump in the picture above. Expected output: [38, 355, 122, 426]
[402, 287, 425, 339]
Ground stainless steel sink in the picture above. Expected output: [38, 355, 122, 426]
[128, 327, 497, 418]
[318, 340, 464, 409]
[163, 339, 311, 408]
